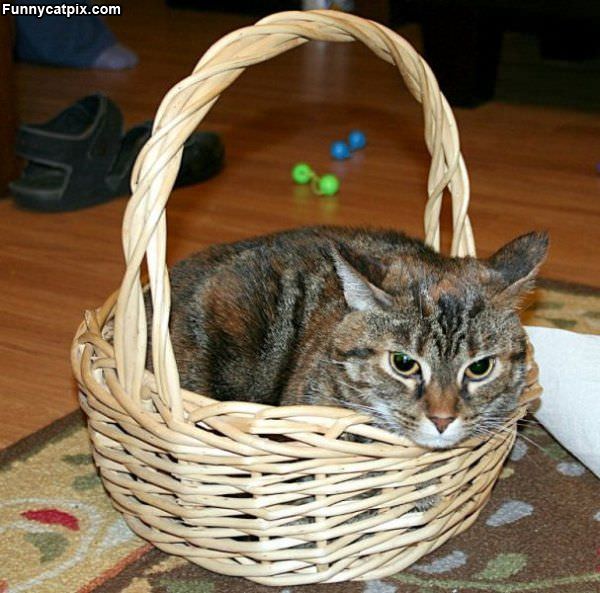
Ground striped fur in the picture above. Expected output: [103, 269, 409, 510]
[151, 226, 547, 448]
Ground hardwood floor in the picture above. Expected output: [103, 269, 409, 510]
[1, 1, 599, 448]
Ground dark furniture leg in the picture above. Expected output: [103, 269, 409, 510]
[354, 0, 390, 24]
[0, 16, 17, 195]
[421, 7, 503, 107]
[539, 20, 600, 61]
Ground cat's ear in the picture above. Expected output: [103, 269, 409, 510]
[332, 250, 392, 311]
[487, 231, 549, 304]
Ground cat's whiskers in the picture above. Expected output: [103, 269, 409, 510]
[339, 399, 377, 414]
[336, 385, 412, 427]
[480, 412, 544, 434]
[339, 399, 407, 435]
[483, 416, 540, 429]
[476, 420, 545, 453]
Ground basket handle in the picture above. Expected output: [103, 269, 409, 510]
[113, 10, 475, 421]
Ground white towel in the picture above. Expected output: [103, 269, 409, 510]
[526, 326, 600, 478]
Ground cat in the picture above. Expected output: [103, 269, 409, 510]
[149, 225, 547, 450]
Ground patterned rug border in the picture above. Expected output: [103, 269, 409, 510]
[89, 548, 164, 593]
[0, 409, 84, 470]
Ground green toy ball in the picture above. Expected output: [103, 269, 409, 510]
[317, 173, 340, 196]
[291, 162, 314, 184]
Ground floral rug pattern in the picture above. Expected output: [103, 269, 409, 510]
[1, 280, 599, 593]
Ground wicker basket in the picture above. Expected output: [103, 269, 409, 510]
[71, 10, 542, 586]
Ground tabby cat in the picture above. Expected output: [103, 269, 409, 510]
[152, 226, 547, 449]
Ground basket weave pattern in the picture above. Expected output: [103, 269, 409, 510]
[72, 10, 541, 586]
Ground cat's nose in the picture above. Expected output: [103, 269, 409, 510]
[428, 415, 456, 434]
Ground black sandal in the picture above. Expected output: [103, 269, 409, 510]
[10, 94, 224, 212]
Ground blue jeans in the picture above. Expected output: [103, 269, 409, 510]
[14, 0, 115, 67]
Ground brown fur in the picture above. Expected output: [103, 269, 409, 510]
[147, 226, 548, 449]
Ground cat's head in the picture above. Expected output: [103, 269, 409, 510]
[328, 232, 548, 449]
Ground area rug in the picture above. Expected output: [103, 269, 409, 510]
[1, 280, 599, 593]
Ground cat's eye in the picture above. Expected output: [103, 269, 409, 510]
[390, 352, 421, 378]
[464, 357, 494, 381]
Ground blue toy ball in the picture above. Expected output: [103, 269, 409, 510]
[348, 129, 367, 151]
[331, 140, 351, 160]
